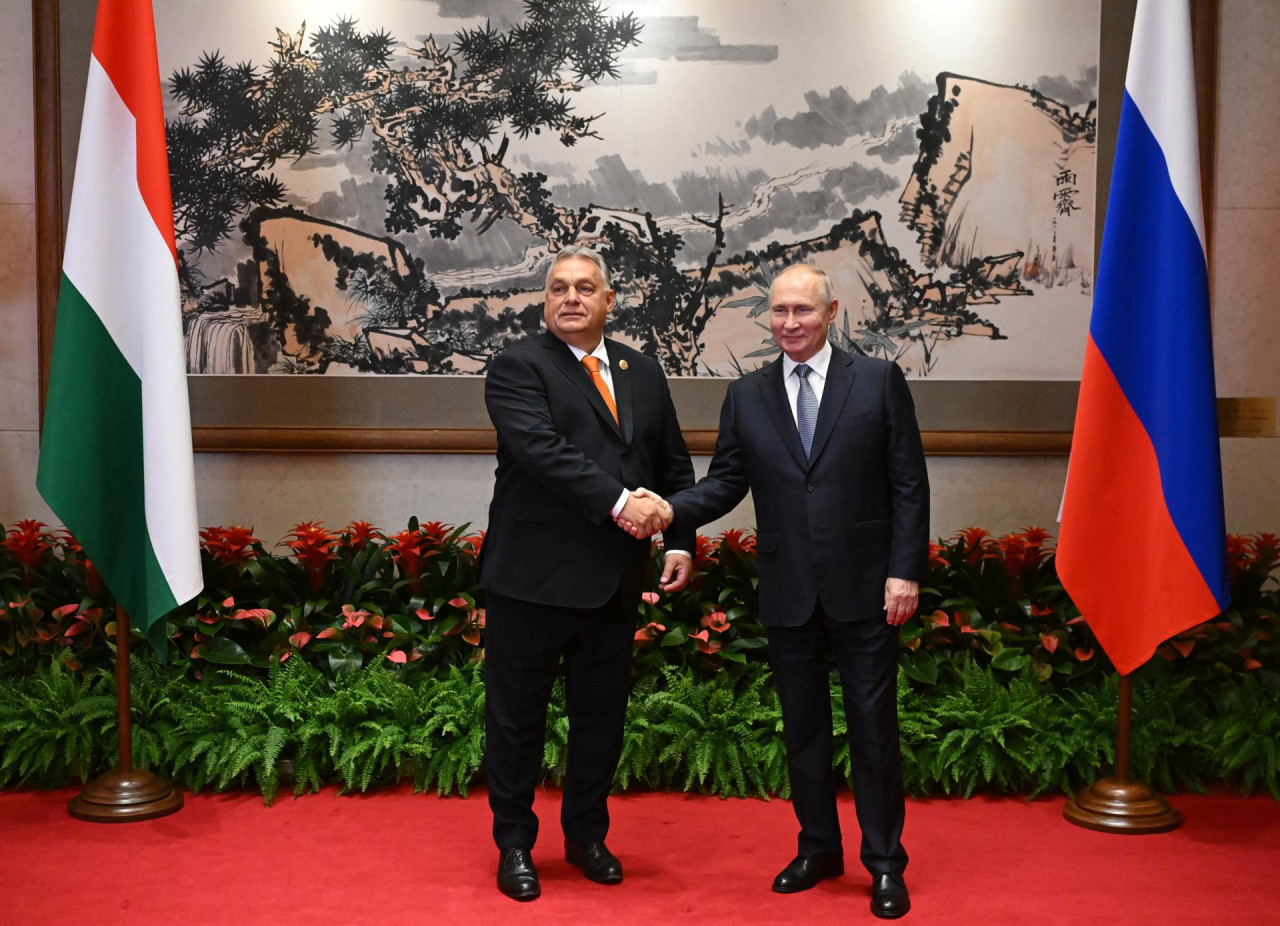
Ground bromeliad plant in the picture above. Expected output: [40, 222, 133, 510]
[2, 519, 1277, 695]
[174, 517, 487, 678]
[903, 526, 1103, 688]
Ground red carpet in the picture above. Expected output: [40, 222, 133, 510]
[2, 786, 1276, 924]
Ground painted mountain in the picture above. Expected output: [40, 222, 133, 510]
[165, 1, 1099, 379]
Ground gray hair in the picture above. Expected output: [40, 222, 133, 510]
[546, 245, 612, 291]
[768, 263, 834, 307]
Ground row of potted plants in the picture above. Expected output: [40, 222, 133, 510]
[4, 518, 1276, 694]
[3, 517, 1277, 800]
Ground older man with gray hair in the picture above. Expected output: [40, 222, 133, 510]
[624, 262, 928, 918]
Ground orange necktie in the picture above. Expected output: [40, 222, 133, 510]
[581, 355, 618, 424]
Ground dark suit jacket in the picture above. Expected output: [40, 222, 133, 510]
[668, 348, 929, 626]
[480, 330, 695, 610]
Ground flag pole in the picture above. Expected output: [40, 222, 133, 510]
[1063, 673, 1180, 833]
[67, 603, 183, 822]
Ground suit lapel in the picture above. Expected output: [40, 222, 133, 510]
[542, 331, 624, 440]
[807, 348, 856, 467]
[604, 340, 634, 443]
[759, 359, 809, 470]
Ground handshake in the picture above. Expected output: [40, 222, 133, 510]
[615, 486, 673, 539]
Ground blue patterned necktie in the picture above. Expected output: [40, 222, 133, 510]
[795, 363, 818, 459]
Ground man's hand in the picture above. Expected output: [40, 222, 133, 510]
[883, 577, 919, 627]
[616, 488, 672, 538]
[659, 552, 692, 593]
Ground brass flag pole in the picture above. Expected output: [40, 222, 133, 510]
[1063, 673, 1179, 833]
[67, 604, 183, 822]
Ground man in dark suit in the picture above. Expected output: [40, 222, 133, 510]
[626, 263, 927, 918]
[480, 245, 695, 901]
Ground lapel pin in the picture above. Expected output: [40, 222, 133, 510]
[618, 359, 628, 371]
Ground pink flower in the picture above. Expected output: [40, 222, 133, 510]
[633, 621, 666, 645]
[231, 608, 274, 629]
[701, 611, 730, 632]
[341, 604, 371, 629]
[641, 592, 660, 605]
[690, 629, 721, 654]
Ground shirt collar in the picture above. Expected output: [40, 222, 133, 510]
[566, 339, 609, 368]
[782, 339, 833, 380]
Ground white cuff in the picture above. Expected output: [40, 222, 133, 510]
[610, 487, 630, 519]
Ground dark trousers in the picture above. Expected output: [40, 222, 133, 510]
[766, 601, 908, 877]
[484, 588, 634, 850]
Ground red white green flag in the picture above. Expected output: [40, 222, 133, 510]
[36, 0, 201, 651]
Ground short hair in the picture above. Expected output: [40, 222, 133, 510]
[546, 245, 612, 291]
[768, 263, 834, 308]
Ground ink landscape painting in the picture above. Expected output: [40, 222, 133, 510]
[160, 0, 1100, 380]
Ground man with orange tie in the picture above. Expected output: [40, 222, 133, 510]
[479, 246, 695, 900]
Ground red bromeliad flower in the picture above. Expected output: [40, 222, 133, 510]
[4, 519, 55, 572]
[952, 527, 993, 566]
[387, 529, 437, 594]
[1021, 526, 1052, 545]
[1226, 534, 1253, 581]
[693, 534, 718, 571]
[460, 530, 485, 557]
[701, 611, 731, 633]
[927, 541, 948, 572]
[200, 525, 262, 567]
[717, 528, 756, 557]
[419, 521, 453, 547]
[342, 520, 382, 551]
[284, 522, 338, 595]
[996, 533, 1028, 573]
[1251, 532, 1280, 571]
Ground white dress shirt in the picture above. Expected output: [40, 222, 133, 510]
[781, 340, 833, 425]
[568, 339, 684, 557]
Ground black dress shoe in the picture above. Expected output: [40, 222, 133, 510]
[771, 853, 844, 893]
[564, 839, 623, 884]
[497, 847, 540, 901]
[870, 872, 910, 918]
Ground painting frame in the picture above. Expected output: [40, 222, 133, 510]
[32, 0, 1220, 455]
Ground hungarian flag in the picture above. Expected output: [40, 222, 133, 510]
[36, 0, 201, 651]
[1057, 0, 1228, 675]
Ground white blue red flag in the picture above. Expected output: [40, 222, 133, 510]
[1057, 0, 1228, 675]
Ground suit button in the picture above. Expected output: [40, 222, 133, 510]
[806, 483, 815, 493]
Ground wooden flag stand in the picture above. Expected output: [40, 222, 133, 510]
[67, 604, 183, 822]
[1063, 673, 1180, 833]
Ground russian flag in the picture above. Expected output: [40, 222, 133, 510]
[1057, 0, 1229, 676]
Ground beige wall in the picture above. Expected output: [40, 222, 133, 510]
[2, 0, 1276, 546]
[0, 0, 45, 528]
